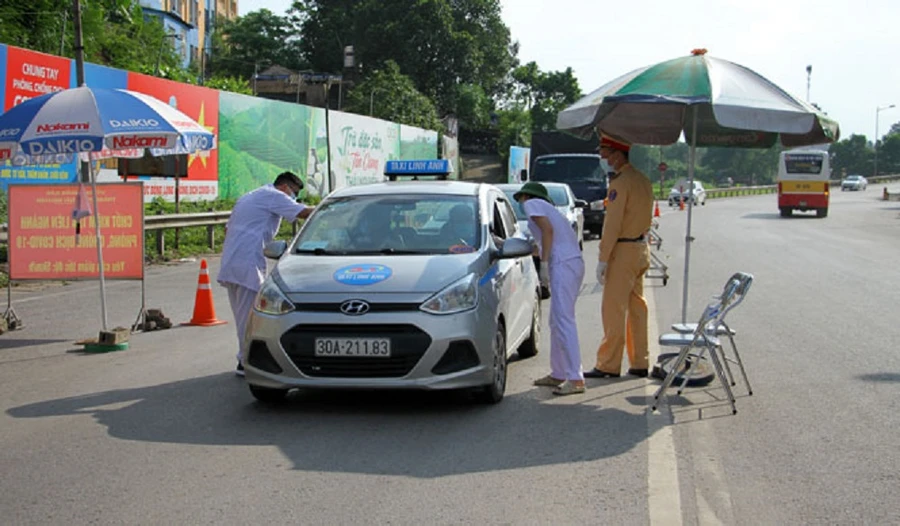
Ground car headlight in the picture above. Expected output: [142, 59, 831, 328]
[254, 278, 295, 315]
[420, 273, 477, 315]
[589, 200, 604, 211]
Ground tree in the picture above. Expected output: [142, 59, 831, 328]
[289, 0, 514, 114]
[888, 121, 900, 136]
[203, 75, 253, 95]
[208, 9, 307, 81]
[0, 0, 183, 77]
[829, 134, 871, 178]
[496, 107, 531, 166]
[343, 61, 441, 131]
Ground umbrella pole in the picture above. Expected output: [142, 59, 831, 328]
[681, 106, 699, 324]
[88, 161, 109, 332]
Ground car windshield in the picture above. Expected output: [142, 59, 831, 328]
[533, 156, 606, 184]
[294, 194, 481, 255]
[501, 186, 569, 220]
[846, 175, 862, 181]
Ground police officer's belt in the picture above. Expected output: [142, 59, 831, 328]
[617, 235, 645, 242]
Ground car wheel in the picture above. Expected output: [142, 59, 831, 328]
[249, 384, 289, 405]
[816, 207, 828, 218]
[473, 323, 507, 404]
[780, 207, 791, 217]
[517, 291, 541, 359]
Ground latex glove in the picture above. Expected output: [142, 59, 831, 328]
[538, 264, 550, 286]
[596, 261, 608, 285]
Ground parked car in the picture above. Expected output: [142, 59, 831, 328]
[243, 180, 541, 405]
[496, 182, 586, 250]
[841, 174, 867, 191]
[668, 180, 707, 206]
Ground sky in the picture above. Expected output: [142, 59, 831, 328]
[238, 0, 900, 141]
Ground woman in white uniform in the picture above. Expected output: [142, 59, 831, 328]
[514, 182, 586, 395]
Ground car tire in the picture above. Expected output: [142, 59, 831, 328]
[780, 207, 791, 217]
[249, 384, 289, 405]
[816, 207, 828, 218]
[517, 291, 541, 359]
[473, 323, 507, 404]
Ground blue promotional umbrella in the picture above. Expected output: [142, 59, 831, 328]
[0, 86, 217, 330]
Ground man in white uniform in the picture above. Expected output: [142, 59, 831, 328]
[514, 182, 586, 395]
[217, 172, 314, 376]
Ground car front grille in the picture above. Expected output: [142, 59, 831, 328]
[293, 302, 421, 313]
[280, 324, 432, 378]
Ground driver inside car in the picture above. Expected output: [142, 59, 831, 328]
[440, 203, 478, 247]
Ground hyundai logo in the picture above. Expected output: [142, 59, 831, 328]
[340, 300, 370, 316]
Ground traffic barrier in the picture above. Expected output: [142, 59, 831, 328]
[654, 201, 661, 217]
[182, 259, 227, 327]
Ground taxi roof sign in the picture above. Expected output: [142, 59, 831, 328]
[384, 159, 451, 180]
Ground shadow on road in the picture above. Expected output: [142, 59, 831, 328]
[0, 338, 70, 349]
[740, 212, 820, 220]
[857, 372, 900, 383]
[7, 373, 660, 477]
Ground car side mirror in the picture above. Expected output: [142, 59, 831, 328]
[496, 237, 532, 259]
[574, 199, 588, 208]
[520, 169, 528, 182]
[263, 240, 288, 259]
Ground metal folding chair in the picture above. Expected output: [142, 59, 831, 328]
[646, 220, 670, 286]
[669, 272, 754, 397]
[651, 272, 754, 414]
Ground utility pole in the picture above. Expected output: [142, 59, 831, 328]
[72, 0, 88, 185]
[805, 65, 812, 102]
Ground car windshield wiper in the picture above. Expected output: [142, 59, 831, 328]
[341, 248, 431, 255]
[295, 247, 345, 255]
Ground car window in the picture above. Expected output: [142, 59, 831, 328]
[498, 198, 518, 237]
[501, 189, 528, 220]
[546, 186, 570, 206]
[491, 201, 509, 240]
[294, 194, 481, 254]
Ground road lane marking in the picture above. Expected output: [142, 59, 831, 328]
[646, 290, 684, 526]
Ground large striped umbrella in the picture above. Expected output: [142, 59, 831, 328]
[0, 86, 215, 164]
[0, 86, 217, 331]
[557, 49, 840, 322]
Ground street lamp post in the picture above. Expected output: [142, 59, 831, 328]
[155, 33, 181, 76]
[369, 87, 382, 116]
[875, 104, 896, 177]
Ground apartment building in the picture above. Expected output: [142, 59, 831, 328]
[140, 0, 238, 70]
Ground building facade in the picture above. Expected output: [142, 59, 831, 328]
[140, 0, 238, 70]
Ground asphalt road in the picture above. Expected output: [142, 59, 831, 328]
[1, 184, 899, 525]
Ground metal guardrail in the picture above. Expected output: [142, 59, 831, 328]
[2, 173, 899, 252]
[703, 174, 900, 200]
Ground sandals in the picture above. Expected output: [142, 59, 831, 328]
[552, 381, 586, 396]
[533, 375, 564, 387]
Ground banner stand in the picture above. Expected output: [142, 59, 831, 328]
[3, 279, 24, 331]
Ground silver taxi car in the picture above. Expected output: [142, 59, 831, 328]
[243, 180, 541, 405]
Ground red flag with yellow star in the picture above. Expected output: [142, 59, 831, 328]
[126, 73, 219, 182]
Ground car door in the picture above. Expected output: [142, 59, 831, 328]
[494, 192, 531, 344]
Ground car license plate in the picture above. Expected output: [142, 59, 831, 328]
[314, 338, 391, 357]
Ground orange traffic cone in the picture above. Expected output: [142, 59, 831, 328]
[182, 259, 227, 327]
[679, 197, 685, 211]
[654, 201, 661, 218]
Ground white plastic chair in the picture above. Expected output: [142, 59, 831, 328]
[652, 272, 754, 414]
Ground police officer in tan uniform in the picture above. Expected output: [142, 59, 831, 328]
[584, 133, 655, 379]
